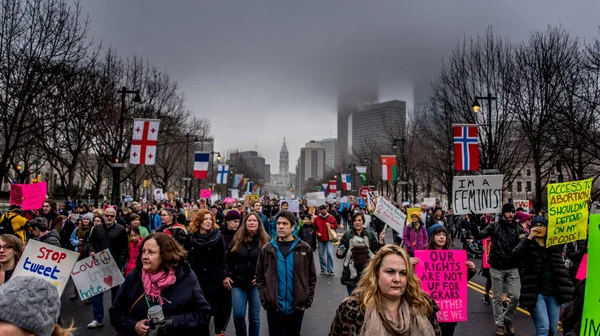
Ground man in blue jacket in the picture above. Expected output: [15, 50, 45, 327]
[255, 211, 316, 336]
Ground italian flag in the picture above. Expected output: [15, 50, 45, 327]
[381, 155, 398, 181]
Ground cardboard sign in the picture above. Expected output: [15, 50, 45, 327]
[306, 192, 326, 206]
[482, 238, 491, 269]
[187, 208, 200, 221]
[581, 214, 599, 335]
[308, 206, 316, 215]
[513, 200, 530, 213]
[414, 250, 468, 322]
[452, 175, 503, 215]
[424, 197, 436, 208]
[281, 200, 299, 213]
[10, 182, 48, 210]
[547, 179, 592, 247]
[12, 240, 79, 295]
[576, 253, 588, 281]
[71, 249, 125, 300]
[244, 194, 259, 208]
[373, 197, 406, 234]
[200, 189, 212, 199]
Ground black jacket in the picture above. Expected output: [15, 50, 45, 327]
[225, 234, 261, 288]
[186, 229, 225, 291]
[565, 239, 587, 277]
[512, 237, 574, 313]
[37, 229, 61, 247]
[221, 227, 237, 250]
[109, 262, 211, 336]
[298, 224, 317, 251]
[87, 223, 129, 268]
[480, 219, 525, 270]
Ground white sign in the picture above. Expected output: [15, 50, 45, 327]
[424, 197, 436, 208]
[452, 175, 504, 215]
[12, 240, 79, 296]
[231, 189, 239, 200]
[373, 197, 407, 234]
[513, 200, 529, 213]
[281, 200, 299, 213]
[306, 192, 326, 206]
[153, 188, 165, 201]
[71, 249, 125, 300]
[327, 194, 335, 203]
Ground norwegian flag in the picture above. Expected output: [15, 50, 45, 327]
[130, 119, 160, 165]
[453, 125, 480, 171]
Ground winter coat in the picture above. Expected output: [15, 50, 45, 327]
[0, 211, 27, 244]
[314, 213, 338, 242]
[147, 213, 162, 232]
[36, 229, 61, 247]
[403, 222, 428, 255]
[255, 238, 316, 312]
[156, 223, 187, 247]
[298, 223, 317, 251]
[480, 219, 526, 270]
[221, 227, 237, 250]
[125, 239, 143, 276]
[337, 229, 380, 287]
[512, 237, 574, 313]
[225, 234, 261, 288]
[109, 262, 211, 336]
[87, 223, 129, 268]
[186, 229, 225, 293]
[565, 239, 587, 279]
[59, 220, 76, 249]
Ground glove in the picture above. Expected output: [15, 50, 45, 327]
[147, 318, 173, 336]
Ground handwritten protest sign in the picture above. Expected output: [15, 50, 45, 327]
[12, 240, 78, 295]
[452, 175, 503, 215]
[415, 250, 468, 322]
[513, 200, 530, 213]
[373, 197, 406, 234]
[71, 249, 125, 300]
[576, 253, 588, 281]
[482, 238, 491, 269]
[244, 194, 259, 208]
[406, 208, 420, 225]
[547, 179, 592, 247]
[10, 182, 48, 210]
[231, 189, 239, 200]
[200, 189, 212, 199]
[581, 214, 599, 335]
[282, 200, 299, 213]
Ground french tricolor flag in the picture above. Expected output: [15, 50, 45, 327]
[193, 152, 210, 179]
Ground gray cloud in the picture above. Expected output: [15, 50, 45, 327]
[80, 0, 599, 171]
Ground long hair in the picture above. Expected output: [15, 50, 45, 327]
[136, 233, 187, 270]
[230, 213, 270, 253]
[189, 209, 218, 234]
[561, 279, 586, 327]
[426, 229, 451, 250]
[353, 244, 432, 316]
[0, 234, 23, 265]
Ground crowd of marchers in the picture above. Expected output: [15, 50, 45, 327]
[0, 196, 590, 336]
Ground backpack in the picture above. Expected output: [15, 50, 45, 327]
[344, 230, 374, 270]
[0, 214, 17, 236]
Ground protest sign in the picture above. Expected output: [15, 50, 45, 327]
[581, 214, 599, 335]
[306, 192, 326, 206]
[341, 196, 348, 203]
[308, 206, 316, 215]
[231, 189, 239, 200]
[482, 238, 491, 269]
[200, 189, 212, 199]
[244, 194, 259, 208]
[406, 208, 420, 225]
[153, 188, 165, 200]
[576, 253, 588, 281]
[327, 194, 335, 203]
[513, 200, 530, 213]
[357, 198, 366, 209]
[452, 175, 503, 215]
[211, 195, 219, 204]
[414, 250, 468, 322]
[187, 208, 200, 221]
[424, 197, 436, 208]
[547, 179, 592, 247]
[10, 182, 48, 210]
[282, 200, 299, 213]
[71, 249, 125, 300]
[373, 197, 407, 234]
[12, 240, 79, 295]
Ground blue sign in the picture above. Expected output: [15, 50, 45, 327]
[358, 198, 366, 209]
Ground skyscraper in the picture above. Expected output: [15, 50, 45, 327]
[350, 100, 406, 155]
[297, 141, 326, 193]
[279, 137, 289, 175]
[317, 138, 337, 169]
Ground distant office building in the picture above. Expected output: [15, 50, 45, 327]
[317, 138, 337, 169]
[229, 150, 270, 183]
[296, 141, 326, 193]
[350, 100, 406, 155]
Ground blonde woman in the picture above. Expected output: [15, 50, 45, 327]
[330, 245, 441, 336]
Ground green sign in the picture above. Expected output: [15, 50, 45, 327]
[581, 214, 600, 335]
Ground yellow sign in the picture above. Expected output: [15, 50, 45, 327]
[547, 178, 591, 247]
[406, 208, 420, 225]
[244, 194, 260, 208]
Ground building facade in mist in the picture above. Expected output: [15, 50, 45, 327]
[295, 141, 326, 193]
[317, 138, 337, 169]
[350, 100, 406, 156]
[229, 150, 270, 183]
[267, 139, 292, 195]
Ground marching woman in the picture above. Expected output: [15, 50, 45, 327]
[186, 209, 226, 335]
[410, 224, 477, 336]
[330, 244, 441, 335]
[511, 216, 574, 336]
[223, 212, 270, 336]
[0, 234, 23, 285]
[110, 233, 211, 336]
[156, 209, 187, 246]
[402, 213, 428, 257]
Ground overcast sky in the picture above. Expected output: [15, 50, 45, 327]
[80, 0, 599, 173]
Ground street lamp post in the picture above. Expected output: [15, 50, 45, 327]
[472, 92, 497, 170]
[348, 164, 356, 194]
[210, 151, 221, 194]
[392, 138, 406, 202]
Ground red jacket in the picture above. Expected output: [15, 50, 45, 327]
[313, 213, 338, 242]
[125, 239, 143, 276]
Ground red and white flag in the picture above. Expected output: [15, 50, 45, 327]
[130, 119, 160, 165]
[329, 180, 337, 194]
[453, 124, 479, 171]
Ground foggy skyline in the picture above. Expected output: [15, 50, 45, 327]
[80, 0, 600, 173]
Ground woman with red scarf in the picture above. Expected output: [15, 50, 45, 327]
[110, 233, 211, 336]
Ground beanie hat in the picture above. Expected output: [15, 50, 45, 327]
[531, 216, 548, 227]
[502, 203, 516, 214]
[515, 212, 531, 224]
[224, 210, 241, 222]
[82, 212, 94, 221]
[410, 213, 422, 221]
[0, 276, 60, 336]
[8, 205, 22, 213]
[428, 224, 447, 239]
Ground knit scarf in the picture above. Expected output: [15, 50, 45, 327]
[360, 299, 435, 336]
[142, 268, 176, 306]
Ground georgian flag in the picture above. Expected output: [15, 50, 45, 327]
[129, 119, 160, 165]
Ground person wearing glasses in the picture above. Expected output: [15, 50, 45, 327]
[86, 206, 129, 329]
[156, 209, 188, 247]
[0, 234, 23, 285]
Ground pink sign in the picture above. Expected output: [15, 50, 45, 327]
[576, 253, 588, 280]
[200, 189, 212, 199]
[10, 182, 47, 210]
[482, 238, 491, 269]
[414, 250, 468, 322]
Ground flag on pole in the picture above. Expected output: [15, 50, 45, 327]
[253, 184, 260, 194]
[453, 124, 480, 171]
[341, 174, 351, 191]
[329, 180, 337, 194]
[216, 164, 229, 184]
[381, 155, 398, 181]
[193, 152, 210, 179]
[356, 166, 368, 185]
[247, 181, 255, 193]
[322, 183, 328, 192]
[239, 178, 248, 190]
[233, 174, 243, 188]
[129, 119, 160, 165]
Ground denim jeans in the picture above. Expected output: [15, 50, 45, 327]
[91, 285, 120, 322]
[490, 268, 520, 326]
[318, 241, 334, 273]
[231, 286, 261, 336]
[532, 294, 560, 336]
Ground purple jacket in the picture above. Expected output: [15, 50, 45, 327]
[403, 223, 428, 254]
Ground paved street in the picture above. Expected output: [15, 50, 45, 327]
[60, 231, 539, 335]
